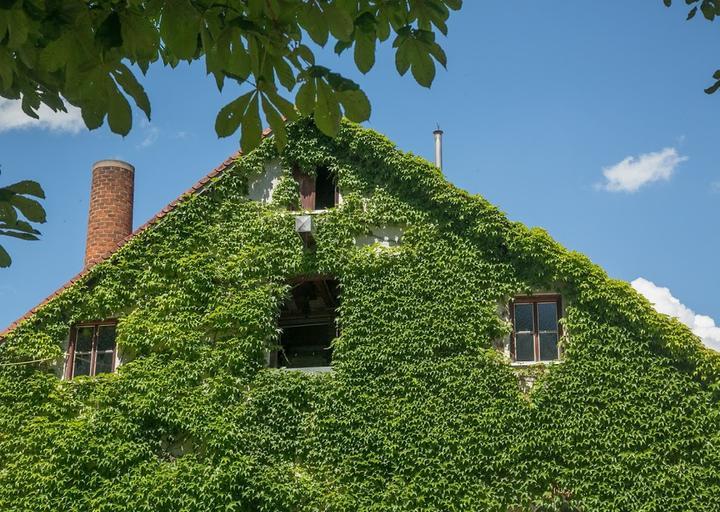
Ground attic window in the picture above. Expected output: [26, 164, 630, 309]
[511, 296, 562, 363]
[65, 322, 117, 378]
[293, 167, 338, 211]
[272, 278, 339, 369]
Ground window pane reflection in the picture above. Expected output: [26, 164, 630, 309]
[97, 325, 116, 351]
[73, 353, 92, 377]
[538, 303, 558, 332]
[95, 352, 114, 375]
[514, 304, 533, 332]
[539, 333, 558, 361]
[515, 333, 534, 362]
[76, 327, 94, 352]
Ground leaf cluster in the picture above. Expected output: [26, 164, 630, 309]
[664, 0, 720, 93]
[0, 0, 461, 151]
[0, 172, 45, 267]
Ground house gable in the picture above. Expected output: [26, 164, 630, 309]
[0, 119, 719, 510]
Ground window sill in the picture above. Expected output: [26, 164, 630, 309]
[279, 366, 333, 374]
[510, 360, 562, 368]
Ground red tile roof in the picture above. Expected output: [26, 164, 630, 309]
[0, 150, 246, 339]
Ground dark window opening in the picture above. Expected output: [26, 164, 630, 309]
[292, 167, 338, 211]
[314, 167, 337, 210]
[272, 279, 339, 368]
[511, 296, 562, 362]
[65, 322, 117, 378]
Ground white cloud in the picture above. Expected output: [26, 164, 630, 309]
[137, 119, 160, 149]
[599, 147, 687, 193]
[711, 182, 720, 193]
[0, 98, 85, 134]
[631, 277, 720, 351]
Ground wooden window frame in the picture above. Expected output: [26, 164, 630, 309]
[509, 295, 563, 363]
[64, 321, 118, 379]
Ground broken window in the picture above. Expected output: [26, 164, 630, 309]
[65, 322, 117, 378]
[272, 278, 339, 369]
[511, 296, 562, 362]
[292, 167, 338, 211]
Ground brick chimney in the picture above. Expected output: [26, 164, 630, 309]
[84, 160, 135, 267]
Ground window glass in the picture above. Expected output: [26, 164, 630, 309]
[67, 323, 118, 379]
[97, 325, 117, 351]
[514, 303, 533, 332]
[76, 327, 94, 352]
[95, 352, 115, 375]
[515, 333, 535, 362]
[511, 297, 562, 363]
[537, 303, 558, 332]
[539, 333, 559, 361]
[73, 353, 92, 377]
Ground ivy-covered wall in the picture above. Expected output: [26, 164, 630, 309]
[1, 119, 719, 511]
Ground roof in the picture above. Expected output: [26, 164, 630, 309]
[0, 151, 245, 339]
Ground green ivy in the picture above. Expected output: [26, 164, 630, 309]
[1, 119, 719, 511]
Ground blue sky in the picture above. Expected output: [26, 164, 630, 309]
[1, 1, 719, 348]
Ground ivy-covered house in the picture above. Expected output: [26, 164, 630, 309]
[1, 120, 719, 511]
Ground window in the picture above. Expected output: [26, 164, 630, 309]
[511, 296, 562, 362]
[293, 167, 338, 210]
[272, 278, 339, 369]
[65, 322, 117, 378]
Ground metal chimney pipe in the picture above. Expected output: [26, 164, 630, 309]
[433, 127, 443, 171]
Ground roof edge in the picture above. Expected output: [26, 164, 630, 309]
[0, 150, 244, 340]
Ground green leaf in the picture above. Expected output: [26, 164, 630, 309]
[10, 195, 46, 223]
[704, 79, 720, 94]
[81, 103, 105, 131]
[113, 64, 152, 120]
[296, 81, 316, 116]
[107, 88, 132, 136]
[39, 34, 70, 73]
[215, 92, 253, 138]
[687, 6, 698, 19]
[701, 1, 715, 20]
[5, 181, 45, 199]
[0, 49, 12, 89]
[161, 0, 200, 60]
[338, 89, 371, 123]
[395, 43, 411, 76]
[324, 5, 354, 41]
[121, 12, 160, 61]
[300, 3, 329, 46]
[0, 244, 10, 267]
[7, 9, 28, 49]
[96, 12, 123, 49]
[314, 79, 340, 137]
[264, 88, 298, 121]
[0, 201, 17, 225]
[354, 33, 376, 74]
[273, 56, 296, 91]
[1, 219, 39, 234]
[261, 94, 287, 149]
[0, 230, 39, 241]
[240, 93, 262, 152]
[411, 51, 435, 88]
